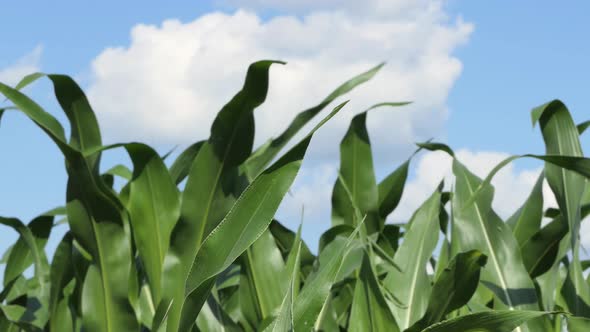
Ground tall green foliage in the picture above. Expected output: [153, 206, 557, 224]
[1, 61, 590, 332]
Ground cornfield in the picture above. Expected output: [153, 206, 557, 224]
[1, 61, 590, 332]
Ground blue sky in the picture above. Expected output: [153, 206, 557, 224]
[1, 1, 589, 275]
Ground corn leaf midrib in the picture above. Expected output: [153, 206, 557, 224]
[461, 171, 516, 310]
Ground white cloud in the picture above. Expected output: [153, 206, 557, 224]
[0, 46, 43, 87]
[223, 0, 448, 20]
[87, 3, 472, 158]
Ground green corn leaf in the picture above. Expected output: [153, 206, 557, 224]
[381, 224, 402, 252]
[451, 159, 541, 331]
[433, 239, 450, 281]
[51, 296, 74, 332]
[161, 60, 283, 332]
[269, 220, 315, 274]
[568, 316, 590, 332]
[3, 216, 52, 287]
[319, 224, 355, 253]
[532, 100, 589, 317]
[177, 102, 346, 332]
[332, 111, 379, 233]
[13, 72, 45, 91]
[507, 173, 544, 247]
[48, 233, 74, 323]
[421, 310, 559, 332]
[378, 159, 410, 220]
[578, 120, 590, 135]
[168, 141, 205, 185]
[125, 143, 181, 304]
[0, 217, 51, 327]
[349, 251, 399, 332]
[104, 164, 133, 181]
[0, 79, 138, 332]
[136, 285, 156, 328]
[242, 63, 385, 179]
[238, 229, 287, 326]
[293, 226, 361, 331]
[284, 225, 303, 299]
[195, 295, 241, 332]
[406, 250, 488, 332]
[0, 304, 43, 332]
[262, 239, 302, 332]
[383, 188, 441, 330]
[416, 142, 455, 157]
[532, 100, 585, 250]
[520, 216, 568, 278]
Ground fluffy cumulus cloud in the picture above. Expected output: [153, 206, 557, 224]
[0, 46, 42, 87]
[87, 0, 472, 159]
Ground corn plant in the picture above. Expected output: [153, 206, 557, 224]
[2, 59, 590, 332]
